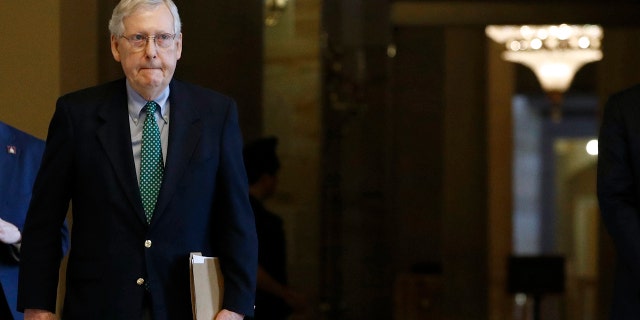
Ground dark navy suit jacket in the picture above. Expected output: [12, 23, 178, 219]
[17, 79, 258, 319]
[598, 84, 640, 319]
[0, 122, 69, 320]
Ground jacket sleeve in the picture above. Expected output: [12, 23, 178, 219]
[214, 100, 258, 317]
[17, 99, 74, 313]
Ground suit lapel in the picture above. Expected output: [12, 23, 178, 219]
[153, 81, 202, 223]
[95, 83, 146, 223]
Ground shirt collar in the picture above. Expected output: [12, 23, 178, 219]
[126, 81, 170, 123]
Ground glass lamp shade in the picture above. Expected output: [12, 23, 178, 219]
[502, 49, 602, 93]
[486, 24, 603, 94]
[265, 0, 289, 26]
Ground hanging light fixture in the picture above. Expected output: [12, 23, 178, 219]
[265, 0, 289, 27]
[486, 24, 603, 122]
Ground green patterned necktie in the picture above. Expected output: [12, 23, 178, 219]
[140, 100, 164, 224]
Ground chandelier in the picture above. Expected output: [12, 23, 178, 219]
[486, 24, 603, 121]
[265, 0, 289, 27]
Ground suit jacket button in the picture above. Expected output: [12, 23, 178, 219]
[144, 240, 152, 248]
[136, 278, 145, 285]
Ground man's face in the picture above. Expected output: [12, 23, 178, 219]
[110, 4, 182, 100]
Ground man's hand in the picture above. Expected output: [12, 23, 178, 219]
[24, 309, 57, 320]
[214, 309, 244, 320]
[0, 218, 20, 244]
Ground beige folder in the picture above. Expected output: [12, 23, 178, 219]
[189, 252, 224, 320]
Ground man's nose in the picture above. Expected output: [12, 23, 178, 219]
[144, 36, 158, 57]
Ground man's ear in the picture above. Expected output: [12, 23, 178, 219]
[175, 33, 183, 60]
[111, 34, 122, 62]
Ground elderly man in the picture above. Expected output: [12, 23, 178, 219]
[17, 1, 257, 319]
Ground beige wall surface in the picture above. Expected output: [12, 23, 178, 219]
[0, 1, 61, 139]
[0, 2, 97, 312]
[263, 0, 321, 313]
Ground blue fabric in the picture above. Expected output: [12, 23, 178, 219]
[0, 121, 69, 320]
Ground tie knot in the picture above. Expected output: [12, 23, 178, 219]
[145, 101, 159, 114]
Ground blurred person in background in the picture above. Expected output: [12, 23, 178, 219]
[244, 137, 307, 320]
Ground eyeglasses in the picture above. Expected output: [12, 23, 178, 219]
[120, 33, 176, 50]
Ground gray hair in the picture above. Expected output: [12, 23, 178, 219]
[108, 0, 182, 36]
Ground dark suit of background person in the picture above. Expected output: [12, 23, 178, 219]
[597, 83, 640, 319]
[243, 137, 307, 320]
[0, 121, 69, 320]
[16, 1, 257, 320]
